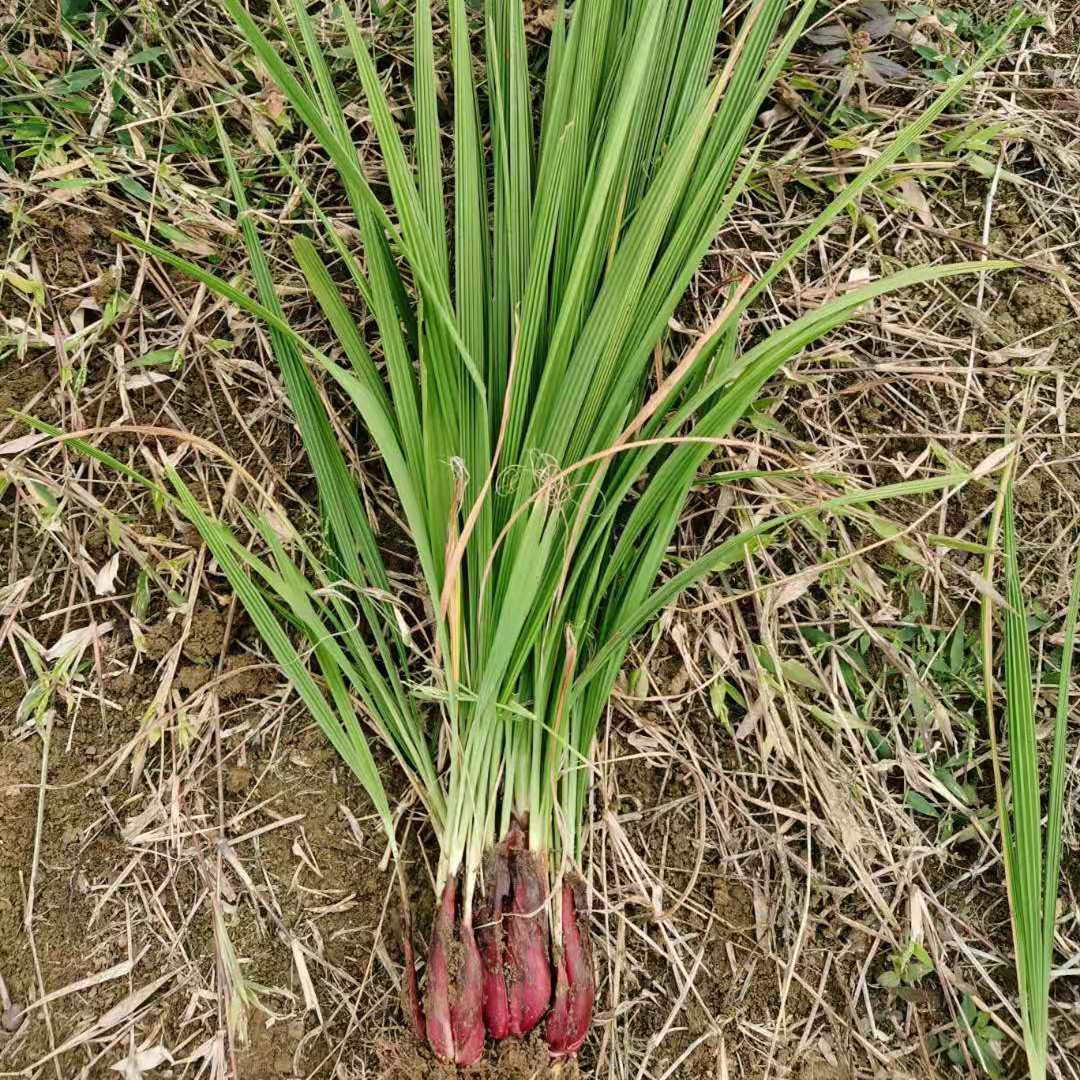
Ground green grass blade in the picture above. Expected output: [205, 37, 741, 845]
[1003, 481, 1045, 1058]
[577, 472, 969, 693]
[414, 0, 449, 274]
[288, 235, 389, 404]
[213, 110, 392, 595]
[1043, 548, 1080, 1018]
[166, 468, 396, 846]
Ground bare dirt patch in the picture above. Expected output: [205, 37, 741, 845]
[2, 1, 1079, 1078]
[0, 649, 414, 1077]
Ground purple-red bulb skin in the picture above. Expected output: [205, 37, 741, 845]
[425, 883, 456, 1062]
[421, 836, 592, 1062]
[506, 845, 552, 1038]
[477, 845, 512, 1039]
[451, 920, 485, 1066]
[545, 876, 594, 1057]
[424, 881, 486, 1066]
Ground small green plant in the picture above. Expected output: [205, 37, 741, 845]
[933, 994, 1005, 1078]
[13, 623, 101, 727]
[981, 474, 1080, 1080]
[879, 938, 934, 993]
[900, 4, 1044, 83]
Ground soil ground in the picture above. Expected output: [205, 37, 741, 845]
[2, 2, 1079, 1079]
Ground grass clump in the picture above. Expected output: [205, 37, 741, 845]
[983, 473, 1080, 1080]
